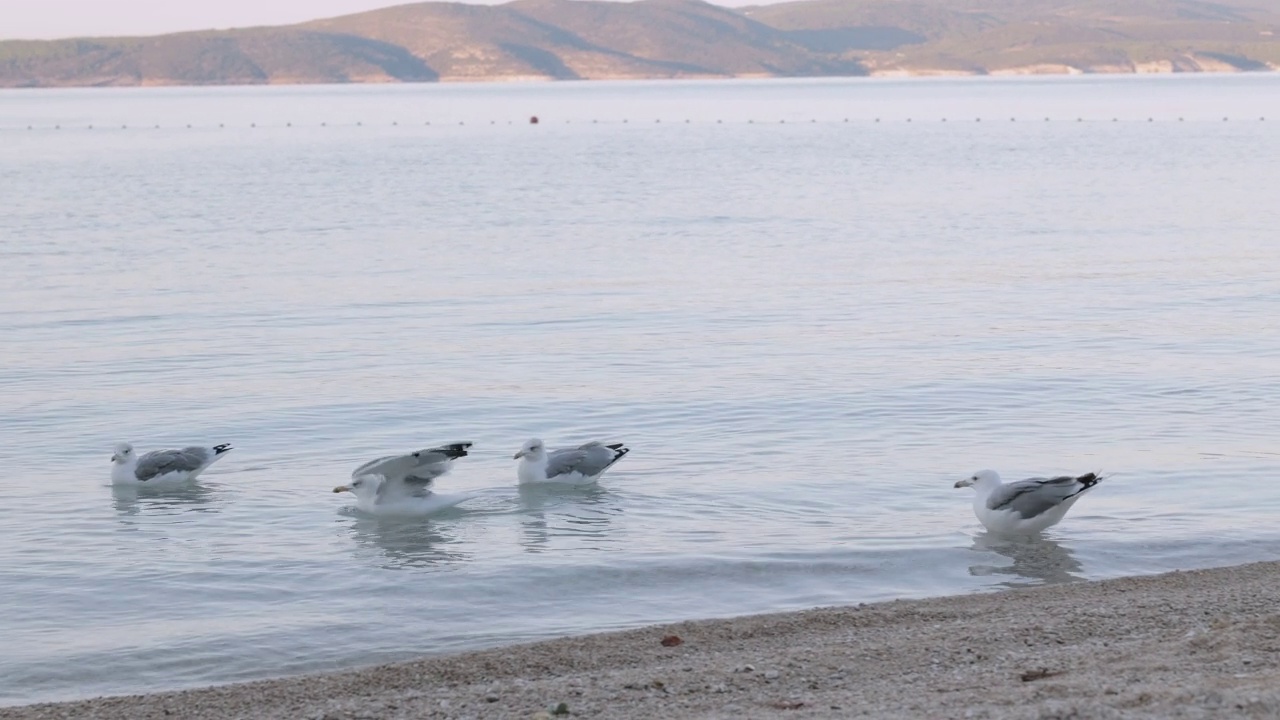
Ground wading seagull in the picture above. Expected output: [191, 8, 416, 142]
[955, 470, 1102, 535]
[111, 442, 233, 485]
[514, 438, 630, 485]
[333, 441, 475, 515]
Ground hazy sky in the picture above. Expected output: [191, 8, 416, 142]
[0, 0, 757, 40]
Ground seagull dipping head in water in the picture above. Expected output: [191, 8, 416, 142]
[111, 442, 233, 485]
[955, 469, 1102, 535]
[514, 438, 630, 485]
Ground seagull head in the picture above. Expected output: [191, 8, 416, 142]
[955, 469, 1000, 489]
[333, 474, 383, 500]
[112, 443, 135, 464]
[513, 438, 546, 461]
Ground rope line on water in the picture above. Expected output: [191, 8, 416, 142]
[8, 116, 1269, 131]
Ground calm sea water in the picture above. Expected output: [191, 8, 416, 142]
[2, 75, 1280, 707]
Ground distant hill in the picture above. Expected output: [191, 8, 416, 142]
[2, 0, 1278, 87]
[747, 0, 1280, 75]
[299, 0, 860, 80]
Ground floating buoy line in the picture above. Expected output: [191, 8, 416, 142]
[7, 116, 1267, 131]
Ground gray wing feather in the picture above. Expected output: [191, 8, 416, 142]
[375, 474, 434, 501]
[356, 444, 470, 499]
[544, 442, 621, 479]
[986, 475, 1089, 519]
[352, 454, 398, 478]
[135, 447, 211, 481]
[543, 449, 589, 479]
[360, 454, 443, 501]
[352, 451, 451, 484]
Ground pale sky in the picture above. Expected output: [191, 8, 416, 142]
[0, 0, 757, 40]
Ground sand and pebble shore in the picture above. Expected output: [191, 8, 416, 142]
[7, 560, 1280, 719]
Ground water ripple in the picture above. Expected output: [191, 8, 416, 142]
[3, 76, 1280, 706]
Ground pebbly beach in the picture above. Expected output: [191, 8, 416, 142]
[7, 559, 1280, 720]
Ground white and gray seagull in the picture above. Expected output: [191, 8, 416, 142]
[111, 442, 233, 485]
[333, 441, 475, 516]
[954, 469, 1103, 535]
[514, 438, 630, 485]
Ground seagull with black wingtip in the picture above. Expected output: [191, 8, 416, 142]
[954, 469, 1103, 535]
[111, 442, 233, 485]
[514, 438, 630, 486]
[334, 441, 476, 516]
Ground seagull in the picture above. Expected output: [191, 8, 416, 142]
[513, 438, 630, 485]
[333, 441, 475, 515]
[110, 442, 233, 485]
[954, 469, 1102, 535]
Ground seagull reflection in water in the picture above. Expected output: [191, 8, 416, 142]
[111, 482, 221, 517]
[967, 532, 1085, 587]
[516, 484, 623, 553]
[344, 515, 471, 568]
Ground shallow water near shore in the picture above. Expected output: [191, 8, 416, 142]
[2, 74, 1280, 706]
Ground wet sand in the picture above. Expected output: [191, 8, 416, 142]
[7, 560, 1280, 719]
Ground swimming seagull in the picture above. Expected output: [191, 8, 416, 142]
[514, 438, 630, 485]
[333, 441, 475, 515]
[954, 470, 1103, 535]
[110, 442, 233, 485]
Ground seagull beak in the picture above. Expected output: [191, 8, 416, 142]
[111, 454, 119, 462]
[333, 485, 351, 494]
[954, 478, 974, 489]
[513, 450, 526, 460]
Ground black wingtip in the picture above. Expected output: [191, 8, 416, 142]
[439, 442, 473, 459]
[1078, 472, 1102, 487]
[213, 443, 233, 454]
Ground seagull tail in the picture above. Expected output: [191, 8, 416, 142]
[604, 444, 630, 467]
[213, 443, 234, 455]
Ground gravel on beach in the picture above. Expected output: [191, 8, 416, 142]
[7, 560, 1280, 720]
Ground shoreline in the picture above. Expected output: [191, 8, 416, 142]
[2, 66, 1278, 91]
[7, 560, 1280, 719]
